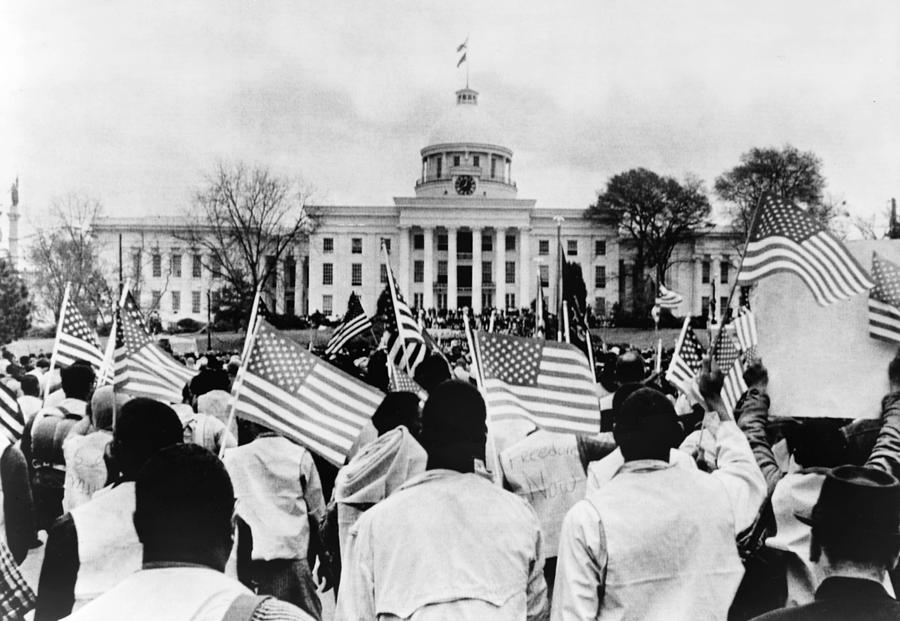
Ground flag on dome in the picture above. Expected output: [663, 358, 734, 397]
[655, 284, 684, 309]
[711, 330, 747, 416]
[737, 193, 873, 306]
[666, 322, 705, 390]
[233, 319, 381, 466]
[0, 383, 24, 443]
[51, 293, 105, 372]
[325, 292, 372, 356]
[114, 291, 197, 403]
[456, 37, 468, 52]
[868, 252, 900, 343]
[468, 328, 600, 434]
[456, 52, 467, 68]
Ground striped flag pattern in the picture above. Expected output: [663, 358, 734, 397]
[731, 307, 759, 351]
[469, 329, 600, 434]
[383, 248, 427, 373]
[0, 383, 24, 443]
[737, 193, 873, 306]
[655, 284, 684, 309]
[665, 325, 706, 389]
[868, 252, 900, 343]
[53, 297, 105, 371]
[233, 320, 381, 466]
[325, 292, 372, 356]
[114, 292, 197, 403]
[712, 331, 747, 416]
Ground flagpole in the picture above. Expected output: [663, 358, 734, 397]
[220, 315, 261, 460]
[44, 282, 72, 406]
[382, 242, 415, 377]
[554, 215, 565, 341]
[562, 300, 570, 344]
[723, 193, 766, 320]
[463, 314, 503, 486]
[240, 284, 263, 364]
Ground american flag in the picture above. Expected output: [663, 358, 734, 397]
[325, 292, 372, 356]
[731, 307, 759, 351]
[868, 253, 900, 343]
[665, 324, 706, 389]
[0, 383, 24, 443]
[52, 296, 105, 371]
[737, 193, 873, 306]
[233, 320, 381, 466]
[469, 329, 600, 434]
[388, 362, 427, 398]
[114, 292, 197, 403]
[382, 247, 428, 373]
[712, 330, 747, 416]
[655, 284, 684, 309]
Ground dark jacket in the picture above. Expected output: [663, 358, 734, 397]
[750, 576, 900, 621]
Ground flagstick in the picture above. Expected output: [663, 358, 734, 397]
[220, 315, 261, 460]
[722, 194, 766, 323]
[562, 300, 571, 344]
[656, 338, 662, 375]
[463, 314, 503, 486]
[240, 284, 263, 365]
[382, 243, 415, 378]
[44, 282, 72, 406]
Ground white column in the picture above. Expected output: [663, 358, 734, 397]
[494, 228, 505, 310]
[472, 227, 483, 313]
[518, 227, 530, 311]
[423, 228, 434, 310]
[398, 226, 410, 296]
[693, 256, 704, 316]
[447, 227, 458, 310]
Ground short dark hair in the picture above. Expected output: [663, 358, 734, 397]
[614, 387, 681, 461]
[372, 392, 421, 437]
[60, 363, 96, 399]
[616, 351, 645, 384]
[414, 353, 453, 394]
[420, 380, 486, 471]
[20, 375, 40, 398]
[113, 398, 184, 478]
[135, 444, 234, 553]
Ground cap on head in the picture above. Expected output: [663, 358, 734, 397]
[800, 465, 900, 538]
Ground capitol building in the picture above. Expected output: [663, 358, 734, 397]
[90, 84, 739, 326]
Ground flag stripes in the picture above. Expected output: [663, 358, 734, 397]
[0, 383, 24, 443]
[53, 296, 105, 371]
[325, 292, 372, 356]
[867, 253, 900, 344]
[732, 308, 759, 351]
[869, 298, 900, 343]
[712, 332, 747, 416]
[383, 246, 428, 373]
[655, 284, 684, 309]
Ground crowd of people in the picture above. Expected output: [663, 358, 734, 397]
[0, 328, 898, 620]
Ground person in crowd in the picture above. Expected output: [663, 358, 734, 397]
[412, 351, 453, 394]
[552, 360, 767, 620]
[598, 350, 645, 431]
[224, 421, 327, 620]
[16, 374, 42, 423]
[0, 537, 35, 620]
[25, 362, 95, 531]
[60, 386, 130, 512]
[750, 465, 900, 621]
[336, 379, 548, 620]
[35, 397, 184, 620]
[172, 403, 237, 456]
[0, 429, 35, 564]
[63, 443, 315, 620]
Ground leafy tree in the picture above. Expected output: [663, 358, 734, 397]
[0, 258, 32, 343]
[714, 145, 826, 238]
[28, 194, 113, 324]
[587, 168, 710, 315]
[178, 162, 318, 322]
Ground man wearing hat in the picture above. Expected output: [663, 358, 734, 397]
[751, 465, 900, 620]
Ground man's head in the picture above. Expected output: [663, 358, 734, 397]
[89, 386, 131, 432]
[614, 387, 682, 462]
[372, 392, 421, 437]
[19, 374, 40, 398]
[111, 398, 183, 480]
[414, 353, 453, 394]
[420, 379, 486, 472]
[60, 363, 96, 400]
[805, 465, 900, 576]
[615, 350, 645, 385]
[134, 444, 235, 571]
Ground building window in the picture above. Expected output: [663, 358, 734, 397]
[285, 259, 296, 288]
[380, 264, 388, 284]
[482, 292, 493, 309]
[595, 266, 606, 289]
[351, 263, 362, 287]
[505, 261, 516, 284]
[413, 293, 424, 308]
[505, 293, 516, 309]
[436, 155, 442, 178]
[481, 233, 492, 252]
[414, 260, 424, 283]
[209, 255, 221, 277]
[152, 253, 161, 278]
[720, 258, 730, 283]
[538, 239, 549, 256]
[323, 238, 334, 254]
[701, 296, 710, 317]
[453, 155, 460, 167]
[265, 256, 276, 288]
[210, 290, 220, 309]
[132, 251, 142, 280]
[437, 293, 447, 310]
[482, 261, 492, 284]
[595, 297, 607, 315]
[323, 295, 333, 316]
[491, 157, 497, 178]
[702, 260, 711, 284]
[171, 254, 182, 278]
[413, 233, 424, 250]
[323, 263, 333, 286]
[567, 240, 578, 256]
[192, 291, 201, 314]
[171, 291, 181, 314]
[380, 238, 391, 254]
[284, 292, 295, 315]
[192, 254, 202, 278]
[151, 290, 161, 308]
[437, 234, 448, 252]
[539, 265, 549, 287]
[473, 155, 480, 167]
[437, 261, 448, 284]
[352, 238, 362, 254]
[505, 234, 516, 251]
[595, 240, 606, 256]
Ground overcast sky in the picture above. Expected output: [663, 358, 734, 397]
[2, 0, 898, 241]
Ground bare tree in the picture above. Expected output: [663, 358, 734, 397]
[176, 162, 318, 315]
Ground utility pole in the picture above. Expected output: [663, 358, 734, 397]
[118, 233, 123, 295]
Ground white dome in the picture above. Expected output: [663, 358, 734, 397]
[425, 89, 507, 149]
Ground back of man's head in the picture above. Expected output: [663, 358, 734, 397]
[414, 353, 453, 394]
[372, 392, 422, 437]
[112, 398, 183, 479]
[60, 362, 96, 400]
[614, 387, 681, 462]
[20, 374, 40, 398]
[420, 379, 486, 472]
[134, 444, 235, 570]
[616, 350, 645, 385]
[784, 419, 850, 468]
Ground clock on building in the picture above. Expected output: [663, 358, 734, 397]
[454, 175, 476, 195]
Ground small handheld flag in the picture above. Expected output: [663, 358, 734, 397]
[655, 284, 684, 309]
[868, 253, 900, 343]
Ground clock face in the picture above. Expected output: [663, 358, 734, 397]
[455, 175, 476, 195]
